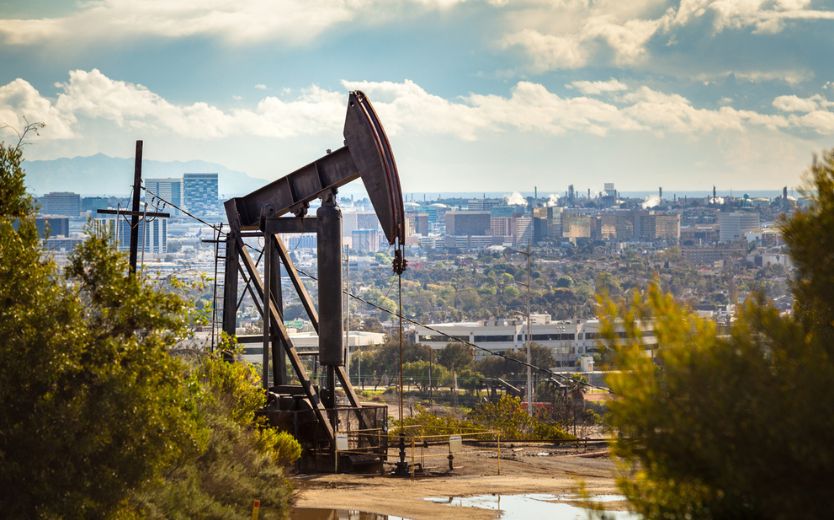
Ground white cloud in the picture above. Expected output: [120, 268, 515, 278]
[567, 79, 628, 95]
[0, 79, 74, 140]
[773, 94, 833, 112]
[254, 84, 268, 91]
[0, 0, 467, 47]
[0, 69, 344, 142]
[500, 29, 589, 70]
[342, 79, 486, 140]
[500, 1, 834, 72]
[3, 70, 834, 153]
[693, 69, 815, 86]
[622, 86, 788, 133]
[773, 94, 834, 134]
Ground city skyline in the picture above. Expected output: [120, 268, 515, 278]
[1, 1, 833, 192]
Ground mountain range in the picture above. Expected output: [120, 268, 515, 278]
[23, 154, 265, 197]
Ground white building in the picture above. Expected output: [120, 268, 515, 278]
[240, 330, 386, 364]
[413, 314, 656, 368]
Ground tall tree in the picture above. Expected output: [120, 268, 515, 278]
[599, 151, 834, 519]
[0, 135, 299, 518]
[0, 136, 201, 517]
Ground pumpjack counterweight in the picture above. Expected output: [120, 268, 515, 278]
[221, 91, 406, 472]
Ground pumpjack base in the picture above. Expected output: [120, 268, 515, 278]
[260, 387, 389, 474]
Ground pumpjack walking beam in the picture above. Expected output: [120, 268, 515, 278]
[221, 91, 406, 447]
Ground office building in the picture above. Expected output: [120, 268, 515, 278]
[719, 212, 760, 242]
[599, 212, 634, 241]
[491, 216, 513, 238]
[40, 192, 81, 217]
[352, 229, 381, 253]
[81, 196, 111, 213]
[96, 216, 168, 255]
[562, 212, 592, 239]
[183, 173, 219, 218]
[445, 211, 491, 236]
[467, 197, 502, 212]
[409, 213, 429, 236]
[145, 177, 183, 216]
[513, 215, 533, 246]
[35, 216, 70, 238]
[654, 213, 681, 241]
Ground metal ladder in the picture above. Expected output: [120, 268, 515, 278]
[209, 224, 225, 351]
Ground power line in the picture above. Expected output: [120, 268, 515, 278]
[140, 186, 224, 234]
[290, 265, 608, 393]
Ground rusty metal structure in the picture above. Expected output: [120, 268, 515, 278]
[221, 91, 405, 471]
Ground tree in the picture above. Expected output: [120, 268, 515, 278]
[0, 136, 298, 517]
[599, 151, 834, 519]
[437, 342, 473, 372]
[0, 141, 200, 516]
[438, 342, 474, 396]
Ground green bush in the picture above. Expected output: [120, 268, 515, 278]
[599, 151, 834, 519]
[0, 137, 299, 519]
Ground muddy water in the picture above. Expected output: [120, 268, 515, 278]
[291, 509, 406, 519]
[425, 493, 640, 519]
[292, 493, 640, 519]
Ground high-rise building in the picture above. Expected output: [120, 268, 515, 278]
[145, 177, 183, 216]
[95, 216, 167, 255]
[40, 192, 81, 217]
[546, 207, 563, 240]
[445, 211, 491, 236]
[81, 196, 110, 213]
[407, 213, 430, 236]
[491, 216, 513, 238]
[599, 212, 634, 241]
[352, 229, 381, 253]
[654, 213, 681, 241]
[183, 173, 218, 218]
[35, 216, 70, 238]
[719, 212, 760, 242]
[562, 212, 592, 239]
[513, 215, 533, 246]
[467, 197, 502, 212]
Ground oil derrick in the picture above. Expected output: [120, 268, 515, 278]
[220, 91, 406, 472]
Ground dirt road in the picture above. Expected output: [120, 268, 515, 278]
[293, 444, 620, 519]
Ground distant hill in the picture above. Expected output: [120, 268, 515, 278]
[23, 154, 265, 197]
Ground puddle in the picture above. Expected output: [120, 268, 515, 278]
[424, 493, 641, 519]
[291, 508, 408, 520]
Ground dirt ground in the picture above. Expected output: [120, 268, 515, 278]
[293, 443, 620, 519]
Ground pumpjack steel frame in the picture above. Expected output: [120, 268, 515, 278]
[220, 92, 406, 461]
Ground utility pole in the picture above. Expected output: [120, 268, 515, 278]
[128, 140, 143, 274]
[96, 140, 170, 276]
[526, 242, 533, 416]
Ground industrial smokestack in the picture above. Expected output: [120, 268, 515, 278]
[659, 187, 663, 201]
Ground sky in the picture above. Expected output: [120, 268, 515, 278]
[1, 0, 833, 193]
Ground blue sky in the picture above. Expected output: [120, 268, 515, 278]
[1, 0, 833, 193]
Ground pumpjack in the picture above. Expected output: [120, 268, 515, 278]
[221, 91, 405, 472]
